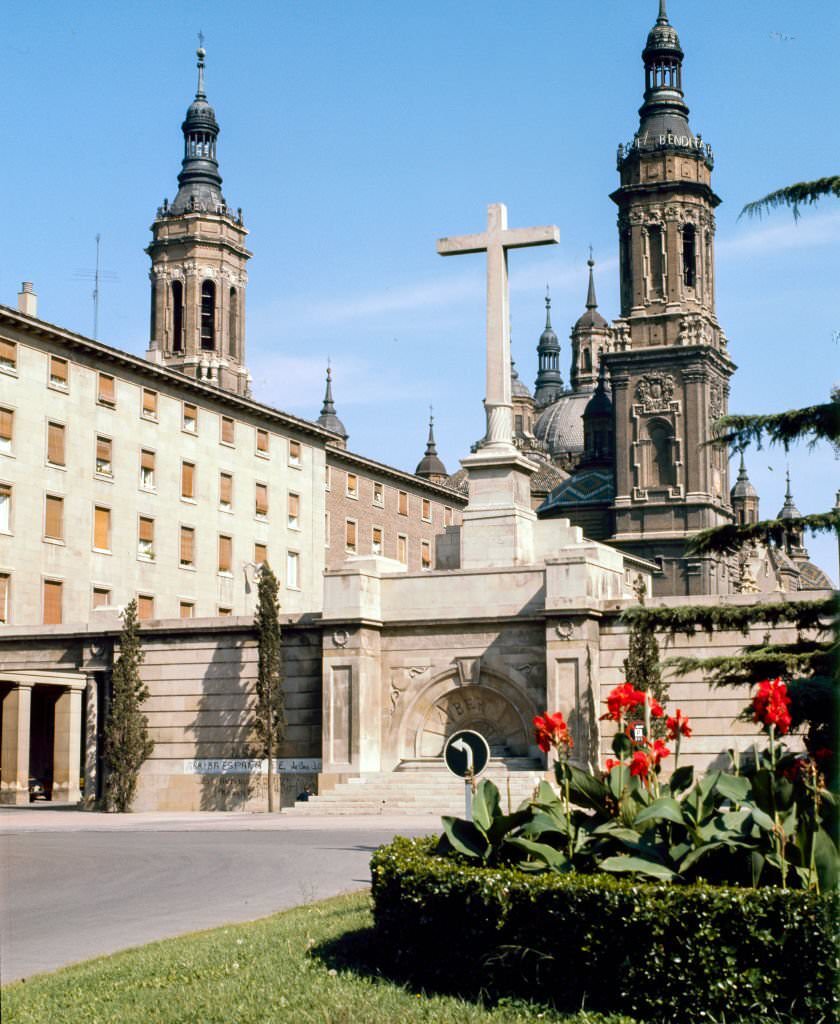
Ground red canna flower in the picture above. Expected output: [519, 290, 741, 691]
[648, 697, 665, 719]
[629, 750, 651, 779]
[752, 678, 792, 737]
[601, 683, 647, 722]
[650, 739, 670, 766]
[533, 711, 573, 754]
[605, 758, 625, 772]
[666, 709, 692, 741]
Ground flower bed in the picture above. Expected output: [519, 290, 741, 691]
[370, 835, 838, 1024]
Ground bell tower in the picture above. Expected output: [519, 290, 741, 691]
[604, 1, 735, 596]
[146, 45, 252, 396]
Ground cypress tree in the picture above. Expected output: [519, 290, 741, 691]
[622, 575, 667, 737]
[103, 599, 154, 812]
[254, 563, 285, 811]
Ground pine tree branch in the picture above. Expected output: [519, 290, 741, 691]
[685, 511, 840, 556]
[710, 403, 840, 450]
[666, 640, 836, 688]
[738, 175, 840, 221]
[621, 596, 837, 638]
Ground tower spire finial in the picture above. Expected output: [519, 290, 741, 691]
[585, 252, 598, 311]
[196, 33, 206, 99]
[657, 0, 669, 24]
[544, 283, 552, 329]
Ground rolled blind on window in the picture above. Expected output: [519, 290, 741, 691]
[346, 520, 357, 547]
[47, 422, 65, 465]
[92, 587, 109, 609]
[0, 340, 16, 366]
[97, 437, 112, 463]
[98, 374, 115, 404]
[289, 493, 300, 518]
[0, 408, 12, 441]
[181, 462, 194, 498]
[142, 389, 157, 415]
[94, 506, 110, 549]
[140, 448, 154, 471]
[45, 495, 63, 538]
[218, 535, 232, 572]
[180, 527, 194, 563]
[255, 483, 268, 515]
[256, 428, 269, 452]
[0, 573, 9, 621]
[373, 527, 382, 544]
[43, 580, 62, 624]
[254, 543, 267, 564]
[220, 472, 232, 504]
[139, 517, 154, 543]
[183, 404, 197, 429]
[221, 417, 234, 444]
[50, 357, 68, 383]
[137, 595, 154, 620]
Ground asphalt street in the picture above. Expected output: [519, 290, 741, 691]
[0, 811, 437, 982]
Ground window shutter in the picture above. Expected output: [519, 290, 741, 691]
[94, 506, 110, 549]
[181, 462, 195, 498]
[254, 543, 267, 565]
[289, 440, 301, 464]
[45, 495, 63, 539]
[0, 573, 9, 621]
[289, 493, 300, 519]
[256, 428, 269, 452]
[47, 422, 65, 465]
[98, 374, 115, 405]
[218, 535, 232, 572]
[220, 472, 233, 505]
[137, 594, 154, 620]
[180, 526, 194, 564]
[97, 437, 112, 465]
[0, 408, 12, 443]
[139, 517, 154, 543]
[50, 357, 68, 384]
[43, 580, 62, 624]
[346, 520, 357, 548]
[92, 587, 109, 609]
[255, 483, 268, 516]
[183, 404, 197, 431]
[142, 389, 157, 415]
[140, 448, 154, 471]
[0, 340, 16, 367]
[221, 416, 235, 444]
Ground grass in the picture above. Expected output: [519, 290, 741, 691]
[2, 892, 638, 1024]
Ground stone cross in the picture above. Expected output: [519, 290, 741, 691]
[437, 203, 559, 447]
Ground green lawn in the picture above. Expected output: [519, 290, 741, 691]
[2, 892, 638, 1024]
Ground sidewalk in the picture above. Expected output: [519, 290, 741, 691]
[0, 805, 441, 833]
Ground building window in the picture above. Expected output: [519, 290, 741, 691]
[372, 526, 383, 556]
[254, 542, 267, 566]
[255, 482, 268, 519]
[0, 408, 12, 454]
[288, 440, 301, 466]
[171, 281, 184, 352]
[137, 594, 155, 620]
[181, 461, 195, 500]
[325, 465, 331, 491]
[0, 483, 11, 532]
[139, 448, 155, 488]
[97, 372, 116, 407]
[228, 287, 238, 357]
[345, 519, 357, 554]
[49, 355, 69, 390]
[397, 534, 408, 565]
[286, 551, 300, 589]
[219, 471, 233, 510]
[96, 436, 113, 477]
[218, 606, 232, 617]
[373, 481, 384, 506]
[180, 526, 195, 567]
[200, 280, 216, 350]
[0, 572, 8, 622]
[647, 419, 677, 488]
[43, 579, 62, 625]
[45, 494, 64, 541]
[647, 225, 664, 299]
[421, 497, 431, 522]
[682, 223, 696, 288]
[138, 516, 155, 560]
[398, 490, 408, 516]
[421, 539, 432, 571]
[47, 422, 66, 467]
[94, 505, 111, 552]
[92, 586, 111, 610]
[182, 403, 197, 433]
[444, 506, 453, 527]
[0, 339, 16, 371]
[346, 473, 358, 499]
[256, 428, 269, 455]
[324, 512, 330, 547]
[288, 492, 300, 529]
[142, 388, 158, 419]
[180, 601, 195, 618]
[221, 415, 235, 446]
[218, 534, 232, 574]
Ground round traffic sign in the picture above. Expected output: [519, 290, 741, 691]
[444, 730, 490, 779]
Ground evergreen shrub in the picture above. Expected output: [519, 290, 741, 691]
[371, 836, 838, 1024]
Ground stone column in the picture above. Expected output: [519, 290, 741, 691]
[1, 684, 33, 804]
[83, 675, 99, 806]
[52, 685, 84, 804]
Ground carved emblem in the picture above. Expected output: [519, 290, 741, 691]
[635, 374, 675, 413]
[555, 620, 575, 641]
[709, 381, 724, 421]
[332, 629, 349, 648]
[454, 657, 481, 686]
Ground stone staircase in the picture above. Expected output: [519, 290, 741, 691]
[283, 758, 547, 817]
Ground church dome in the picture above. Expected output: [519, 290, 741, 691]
[415, 413, 448, 479]
[574, 306, 608, 332]
[511, 358, 532, 399]
[533, 391, 589, 458]
[730, 455, 758, 500]
[538, 466, 615, 514]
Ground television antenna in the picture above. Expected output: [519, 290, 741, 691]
[73, 234, 118, 339]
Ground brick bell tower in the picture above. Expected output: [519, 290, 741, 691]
[146, 45, 252, 396]
[604, 0, 735, 596]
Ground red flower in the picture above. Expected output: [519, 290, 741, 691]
[601, 683, 647, 722]
[752, 678, 792, 736]
[648, 697, 665, 719]
[533, 711, 573, 754]
[605, 758, 624, 772]
[629, 750, 651, 779]
[650, 739, 670, 766]
[666, 709, 692, 741]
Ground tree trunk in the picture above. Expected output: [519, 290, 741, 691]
[267, 723, 274, 813]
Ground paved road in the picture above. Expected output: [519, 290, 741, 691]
[0, 809, 438, 982]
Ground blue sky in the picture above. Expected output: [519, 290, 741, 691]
[3, 1, 838, 577]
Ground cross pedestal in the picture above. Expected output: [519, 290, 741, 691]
[437, 203, 559, 568]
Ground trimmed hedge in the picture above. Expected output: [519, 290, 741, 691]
[371, 837, 839, 1024]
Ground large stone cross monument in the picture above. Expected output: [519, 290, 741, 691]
[437, 203, 559, 568]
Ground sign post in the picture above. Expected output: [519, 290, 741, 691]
[444, 730, 491, 822]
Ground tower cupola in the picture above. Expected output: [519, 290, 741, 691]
[730, 453, 759, 525]
[415, 412, 448, 483]
[172, 46, 225, 214]
[317, 364, 349, 446]
[637, 0, 691, 143]
[534, 287, 564, 407]
[570, 255, 610, 392]
[581, 359, 613, 464]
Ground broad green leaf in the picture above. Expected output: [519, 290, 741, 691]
[699, 770, 723, 799]
[813, 827, 840, 891]
[532, 780, 560, 807]
[441, 816, 490, 860]
[612, 732, 632, 760]
[667, 764, 694, 795]
[745, 804, 775, 832]
[751, 769, 776, 816]
[505, 836, 571, 872]
[634, 797, 686, 828]
[563, 763, 610, 815]
[607, 763, 630, 801]
[524, 809, 569, 837]
[472, 779, 501, 831]
[599, 855, 677, 881]
[714, 774, 750, 803]
[486, 808, 533, 846]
